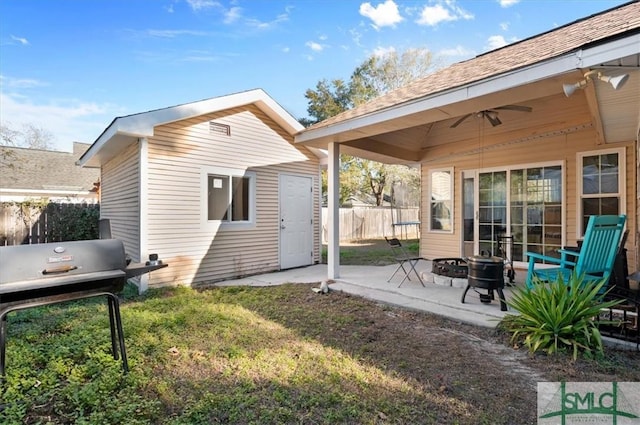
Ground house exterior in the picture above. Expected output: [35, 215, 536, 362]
[78, 89, 324, 290]
[0, 142, 99, 203]
[296, 2, 640, 280]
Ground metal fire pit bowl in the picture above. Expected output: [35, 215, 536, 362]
[432, 258, 468, 279]
[460, 254, 507, 311]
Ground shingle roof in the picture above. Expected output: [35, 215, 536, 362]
[304, 1, 640, 131]
[1, 142, 99, 191]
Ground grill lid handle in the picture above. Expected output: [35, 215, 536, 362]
[42, 265, 79, 275]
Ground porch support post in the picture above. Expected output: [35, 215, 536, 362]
[327, 142, 340, 279]
[138, 137, 149, 293]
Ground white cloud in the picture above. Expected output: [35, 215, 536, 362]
[306, 41, 324, 52]
[439, 45, 475, 57]
[498, 0, 520, 7]
[145, 29, 208, 38]
[416, 4, 452, 26]
[373, 46, 395, 57]
[10, 35, 29, 45]
[416, 1, 473, 27]
[186, 0, 219, 11]
[245, 12, 289, 30]
[0, 75, 47, 89]
[486, 35, 508, 50]
[359, 0, 403, 30]
[282, 46, 290, 53]
[224, 7, 242, 24]
[349, 27, 364, 47]
[500, 22, 509, 31]
[0, 91, 118, 150]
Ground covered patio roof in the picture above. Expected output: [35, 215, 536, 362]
[294, 2, 640, 164]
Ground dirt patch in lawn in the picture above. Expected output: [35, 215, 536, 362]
[218, 283, 639, 424]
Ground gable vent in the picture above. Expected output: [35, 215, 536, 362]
[209, 121, 231, 136]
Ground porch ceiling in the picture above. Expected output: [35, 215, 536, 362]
[316, 65, 639, 165]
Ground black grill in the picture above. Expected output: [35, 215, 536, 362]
[460, 255, 507, 311]
[0, 239, 166, 376]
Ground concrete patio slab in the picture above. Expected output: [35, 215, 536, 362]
[214, 260, 518, 328]
[214, 260, 638, 350]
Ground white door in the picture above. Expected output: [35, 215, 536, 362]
[279, 174, 313, 269]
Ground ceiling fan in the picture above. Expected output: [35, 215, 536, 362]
[450, 104, 533, 128]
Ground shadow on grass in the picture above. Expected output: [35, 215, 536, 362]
[5, 282, 637, 424]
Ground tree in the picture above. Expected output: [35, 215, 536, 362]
[352, 48, 435, 96]
[1, 122, 56, 178]
[304, 48, 433, 206]
[304, 79, 352, 123]
[0, 122, 54, 150]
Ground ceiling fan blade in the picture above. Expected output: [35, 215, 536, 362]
[450, 114, 472, 128]
[486, 113, 502, 127]
[494, 104, 532, 113]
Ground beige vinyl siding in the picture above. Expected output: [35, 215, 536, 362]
[141, 104, 320, 287]
[420, 125, 636, 268]
[100, 141, 141, 260]
[636, 139, 640, 273]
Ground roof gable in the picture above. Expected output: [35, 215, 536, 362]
[79, 89, 309, 167]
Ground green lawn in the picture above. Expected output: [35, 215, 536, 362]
[2, 265, 638, 424]
[321, 239, 419, 265]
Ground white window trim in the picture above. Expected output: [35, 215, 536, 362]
[201, 166, 256, 231]
[428, 167, 454, 233]
[576, 147, 625, 239]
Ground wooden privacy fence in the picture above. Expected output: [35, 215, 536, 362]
[321, 207, 420, 243]
[0, 202, 100, 246]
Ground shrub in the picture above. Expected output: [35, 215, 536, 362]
[500, 273, 623, 360]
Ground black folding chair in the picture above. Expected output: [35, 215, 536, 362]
[385, 237, 425, 287]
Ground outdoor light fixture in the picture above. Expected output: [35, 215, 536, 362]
[563, 70, 630, 97]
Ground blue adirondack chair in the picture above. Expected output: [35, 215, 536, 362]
[525, 214, 627, 288]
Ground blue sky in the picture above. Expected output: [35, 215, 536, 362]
[0, 0, 629, 152]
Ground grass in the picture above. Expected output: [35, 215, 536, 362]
[2, 239, 638, 424]
[2, 281, 638, 424]
[321, 239, 420, 265]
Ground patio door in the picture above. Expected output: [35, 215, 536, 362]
[461, 164, 563, 265]
[462, 169, 513, 260]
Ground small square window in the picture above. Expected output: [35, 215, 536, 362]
[204, 168, 255, 224]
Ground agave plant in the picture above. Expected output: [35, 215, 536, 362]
[501, 273, 623, 360]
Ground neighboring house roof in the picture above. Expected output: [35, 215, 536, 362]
[296, 1, 640, 151]
[0, 142, 99, 198]
[79, 88, 324, 168]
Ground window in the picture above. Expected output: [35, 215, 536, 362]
[578, 149, 624, 236]
[203, 167, 255, 225]
[429, 168, 453, 232]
